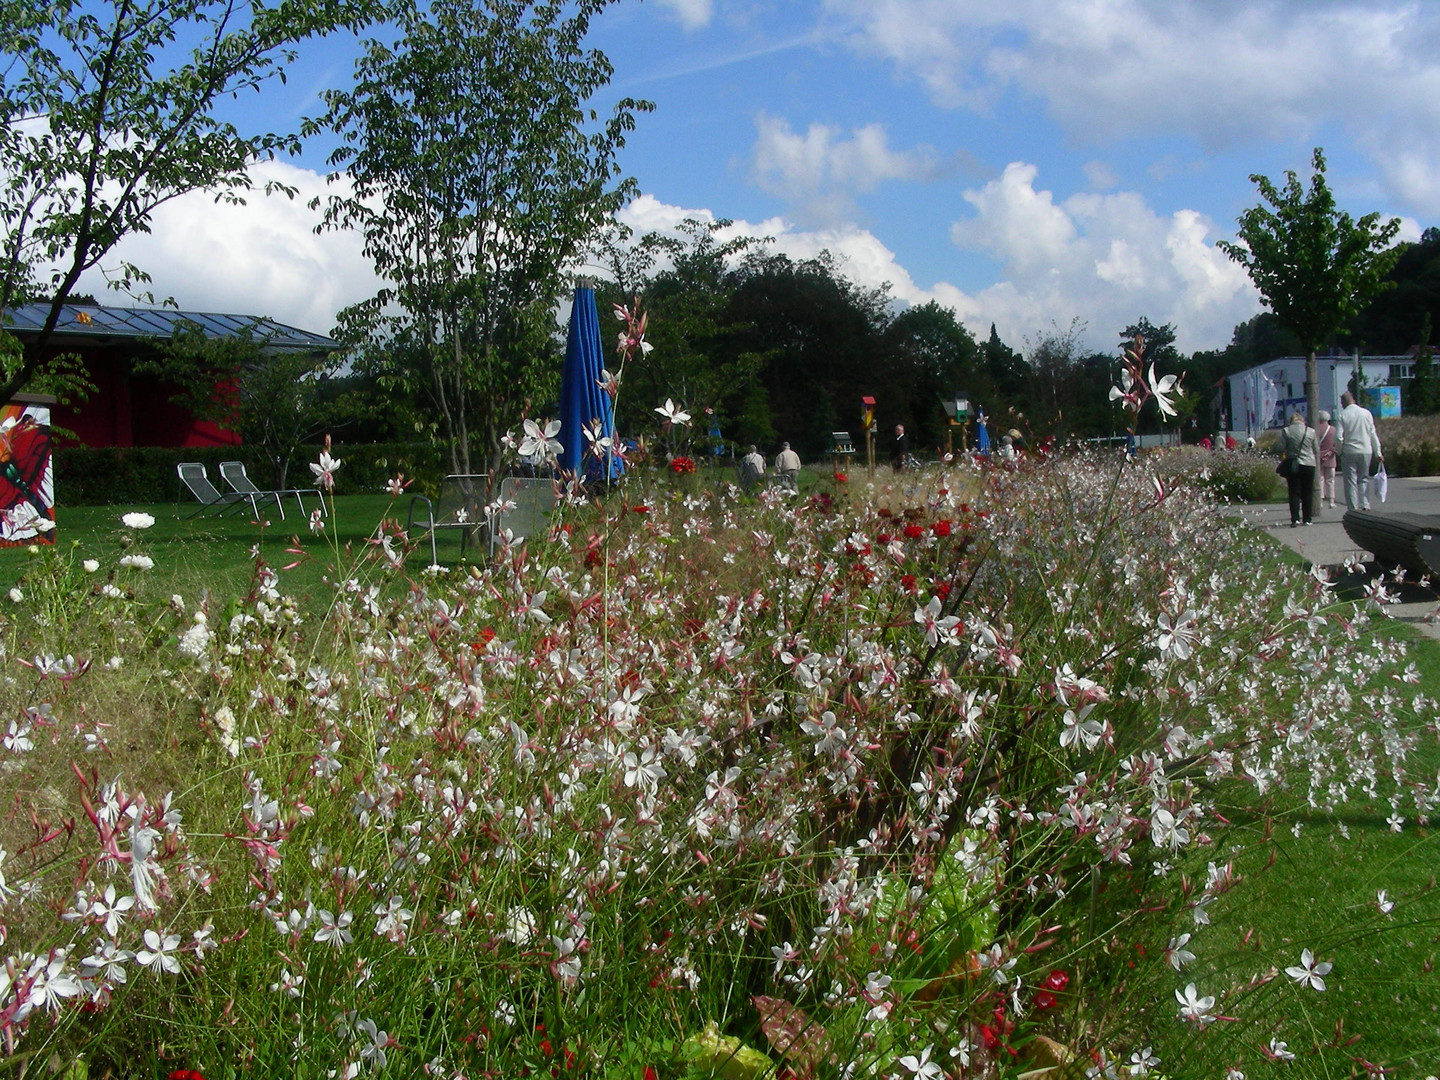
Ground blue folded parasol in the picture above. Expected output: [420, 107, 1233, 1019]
[558, 284, 623, 481]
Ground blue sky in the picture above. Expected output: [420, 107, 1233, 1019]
[85, 0, 1440, 356]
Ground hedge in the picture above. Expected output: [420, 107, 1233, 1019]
[53, 441, 449, 506]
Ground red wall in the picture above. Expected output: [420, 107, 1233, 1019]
[48, 346, 240, 448]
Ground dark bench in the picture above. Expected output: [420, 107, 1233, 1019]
[1341, 510, 1440, 577]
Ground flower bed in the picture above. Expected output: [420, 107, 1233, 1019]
[0, 452, 1431, 1077]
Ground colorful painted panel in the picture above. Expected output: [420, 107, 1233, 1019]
[0, 403, 54, 545]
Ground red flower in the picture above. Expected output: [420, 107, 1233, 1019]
[931, 519, 952, 537]
[833, 471, 848, 483]
[644, 1069, 659, 1080]
[900, 574, 917, 594]
[903, 524, 924, 539]
[876, 532, 893, 543]
[1033, 989, 1057, 1010]
[1043, 969, 1070, 992]
[631, 505, 650, 514]
[933, 582, 952, 600]
[669, 456, 696, 474]
[169, 1072, 208, 1080]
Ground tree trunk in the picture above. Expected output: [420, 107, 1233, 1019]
[1306, 349, 1322, 517]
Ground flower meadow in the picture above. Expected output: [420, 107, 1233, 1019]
[0, 450, 1435, 1079]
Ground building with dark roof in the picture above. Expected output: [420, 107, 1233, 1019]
[6, 301, 339, 448]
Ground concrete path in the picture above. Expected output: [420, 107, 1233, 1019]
[1225, 474, 1440, 640]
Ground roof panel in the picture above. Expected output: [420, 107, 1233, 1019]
[2, 302, 338, 351]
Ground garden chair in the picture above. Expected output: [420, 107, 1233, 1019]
[406, 474, 490, 566]
[219, 461, 316, 521]
[176, 462, 261, 519]
[488, 476, 558, 554]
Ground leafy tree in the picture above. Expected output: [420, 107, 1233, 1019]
[313, 0, 651, 476]
[599, 218, 764, 446]
[1219, 147, 1401, 426]
[981, 323, 1029, 414]
[725, 250, 891, 458]
[883, 301, 986, 452]
[0, 0, 380, 402]
[1342, 227, 1440, 355]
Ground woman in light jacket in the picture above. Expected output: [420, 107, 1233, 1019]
[1315, 410, 1338, 509]
[1279, 410, 1318, 527]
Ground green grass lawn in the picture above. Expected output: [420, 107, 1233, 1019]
[0, 493, 464, 603]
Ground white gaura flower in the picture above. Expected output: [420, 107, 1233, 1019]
[517, 418, 563, 463]
[1147, 365, 1180, 418]
[914, 596, 961, 647]
[313, 909, 354, 947]
[1284, 948, 1332, 991]
[1128, 1047, 1159, 1076]
[1165, 933, 1196, 970]
[654, 398, 691, 426]
[120, 512, 155, 530]
[135, 929, 182, 974]
[1175, 982, 1215, 1023]
[1376, 889, 1395, 915]
[897, 1045, 943, 1079]
[310, 450, 342, 492]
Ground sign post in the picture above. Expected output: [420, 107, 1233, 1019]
[860, 396, 876, 479]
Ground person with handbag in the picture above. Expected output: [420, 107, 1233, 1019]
[1278, 410, 1318, 527]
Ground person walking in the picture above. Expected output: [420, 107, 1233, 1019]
[1336, 391, 1384, 511]
[891, 425, 910, 471]
[1315, 410, 1338, 509]
[774, 441, 801, 490]
[1278, 410, 1318, 527]
[738, 444, 765, 492]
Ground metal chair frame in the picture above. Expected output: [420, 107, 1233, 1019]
[218, 461, 316, 521]
[177, 463, 260, 519]
[406, 474, 490, 566]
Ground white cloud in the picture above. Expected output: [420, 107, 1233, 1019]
[75, 160, 379, 336]
[750, 113, 943, 224]
[825, 0, 1440, 214]
[950, 164, 1258, 352]
[624, 169, 1260, 357]
[653, 0, 714, 30]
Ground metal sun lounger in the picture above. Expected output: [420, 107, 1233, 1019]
[219, 461, 317, 521]
[177, 462, 261, 519]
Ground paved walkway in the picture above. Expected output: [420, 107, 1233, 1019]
[1226, 474, 1440, 640]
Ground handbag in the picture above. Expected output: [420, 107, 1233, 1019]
[1276, 455, 1297, 477]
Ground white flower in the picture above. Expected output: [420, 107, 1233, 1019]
[1147, 365, 1180, 418]
[82, 559, 99, 573]
[1175, 982, 1215, 1024]
[119, 554, 154, 570]
[517, 418, 563, 463]
[135, 929, 182, 974]
[654, 398, 691, 426]
[313, 909, 354, 947]
[1128, 1047, 1159, 1076]
[310, 450, 342, 491]
[8, 588, 21, 603]
[1266, 1039, 1295, 1061]
[1376, 889, 1395, 915]
[1284, 948, 1332, 991]
[3, 718, 33, 753]
[897, 1045, 943, 1079]
[121, 512, 155, 530]
[1165, 933, 1196, 970]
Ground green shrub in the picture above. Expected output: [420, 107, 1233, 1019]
[1154, 444, 1281, 502]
